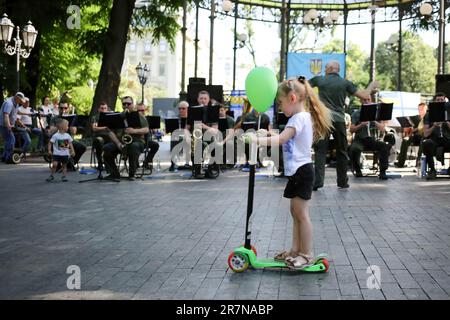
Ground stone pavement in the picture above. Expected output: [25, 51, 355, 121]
[0, 140, 449, 300]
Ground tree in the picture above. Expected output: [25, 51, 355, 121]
[90, 0, 184, 116]
[0, 0, 106, 106]
[376, 31, 437, 93]
[90, 0, 136, 116]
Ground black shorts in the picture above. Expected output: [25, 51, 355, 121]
[283, 163, 314, 200]
[52, 155, 69, 164]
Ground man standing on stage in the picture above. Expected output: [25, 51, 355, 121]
[309, 60, 370, 190]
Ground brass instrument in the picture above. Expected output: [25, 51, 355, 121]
[192, 127, 203, 140]
[122, 134, 133, 144]
[121, 111, 133, 145]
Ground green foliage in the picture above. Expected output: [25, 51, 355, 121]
[37, 20, 102, 100]
[375, 31, 437, 93]
[131, 0, 184, 51]
[70, 86, 95, 115]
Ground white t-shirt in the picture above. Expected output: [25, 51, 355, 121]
[41, 105, 54, 115]
[50, 132, 73, 156]
[38, 105, 54, 128]
[17, 106, 33, 126]
[282, 112, 313, 176]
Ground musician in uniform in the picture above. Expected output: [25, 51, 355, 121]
[187, 90, 220, 178]
[422, 92, 450, 180]
[91, 102, 123, 170]
[348, 108, 391, 180]
[102, 96, 149, 180]
[169, 101, 189, 171]
[395, 103, 427, 168]
[137, 103, 160, 170]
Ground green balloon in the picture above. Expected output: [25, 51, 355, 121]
[245, 67, 278, 113]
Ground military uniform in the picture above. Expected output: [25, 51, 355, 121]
[103, 114, 148, 178]
[348, 109, 390, 178]
[309, 73, 357, 188]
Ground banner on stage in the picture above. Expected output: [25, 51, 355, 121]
[287, 53, 346, 79]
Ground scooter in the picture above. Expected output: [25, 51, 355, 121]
[227, 138, 329, 273]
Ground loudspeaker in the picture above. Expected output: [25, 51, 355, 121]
[435, 74, 450, 97]
[189, 77, 206, 85]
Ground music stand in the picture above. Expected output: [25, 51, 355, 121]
[165, 118, 180, 134]
[396, 116, 414, 128]
[74, 115, 89, 128]
[62, 115, 77, 127]
[98, 112, 126, 129]
[396, 115, 420, 128]
[206, 105, 220, 124]
[125, 111, 141, 128]
[146, 116, 161, 129]
[359, 103, 378, 122]
[376, 102, 393, 121]
[79, 112, 125, 183]
[188, 106, 204, 126]
[218, 118, 229, 132]
[428, 102, 447, 123]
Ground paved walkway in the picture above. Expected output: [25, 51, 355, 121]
[0, 141, 449, 300]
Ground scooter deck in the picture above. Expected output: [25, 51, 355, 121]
[233, 247, 329, 272]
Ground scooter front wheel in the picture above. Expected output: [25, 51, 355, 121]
[12, 153, 21, 164]
[317, 258, 329, 272]
[228, 252, 249, 273]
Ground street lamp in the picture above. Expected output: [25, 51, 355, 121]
[0, 14, 38, 91]
[136, 62, 150, 104]
[386, 33, 402, 91]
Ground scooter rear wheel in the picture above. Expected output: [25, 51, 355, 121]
[228, 252, 249, 273]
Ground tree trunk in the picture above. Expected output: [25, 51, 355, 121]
[90, 0, 135, 117]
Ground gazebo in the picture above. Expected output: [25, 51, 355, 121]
[177, 0, 447, 95]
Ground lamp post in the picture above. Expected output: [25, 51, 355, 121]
[420, 1, 447, 74]
[386, 32, 402, 92]
[136, 62, 150, 104]
[232, 32, 247, 91]
[0, 14, 38, 91]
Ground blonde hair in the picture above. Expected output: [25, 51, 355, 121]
[277, 77, 333, 142]
[56, 118, 69, 130]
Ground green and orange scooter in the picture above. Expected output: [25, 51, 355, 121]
[227, 140, 330, 273]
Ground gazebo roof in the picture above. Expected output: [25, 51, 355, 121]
[235, 0, 415, 11]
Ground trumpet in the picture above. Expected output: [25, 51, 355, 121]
[122, 134, 133, 145]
